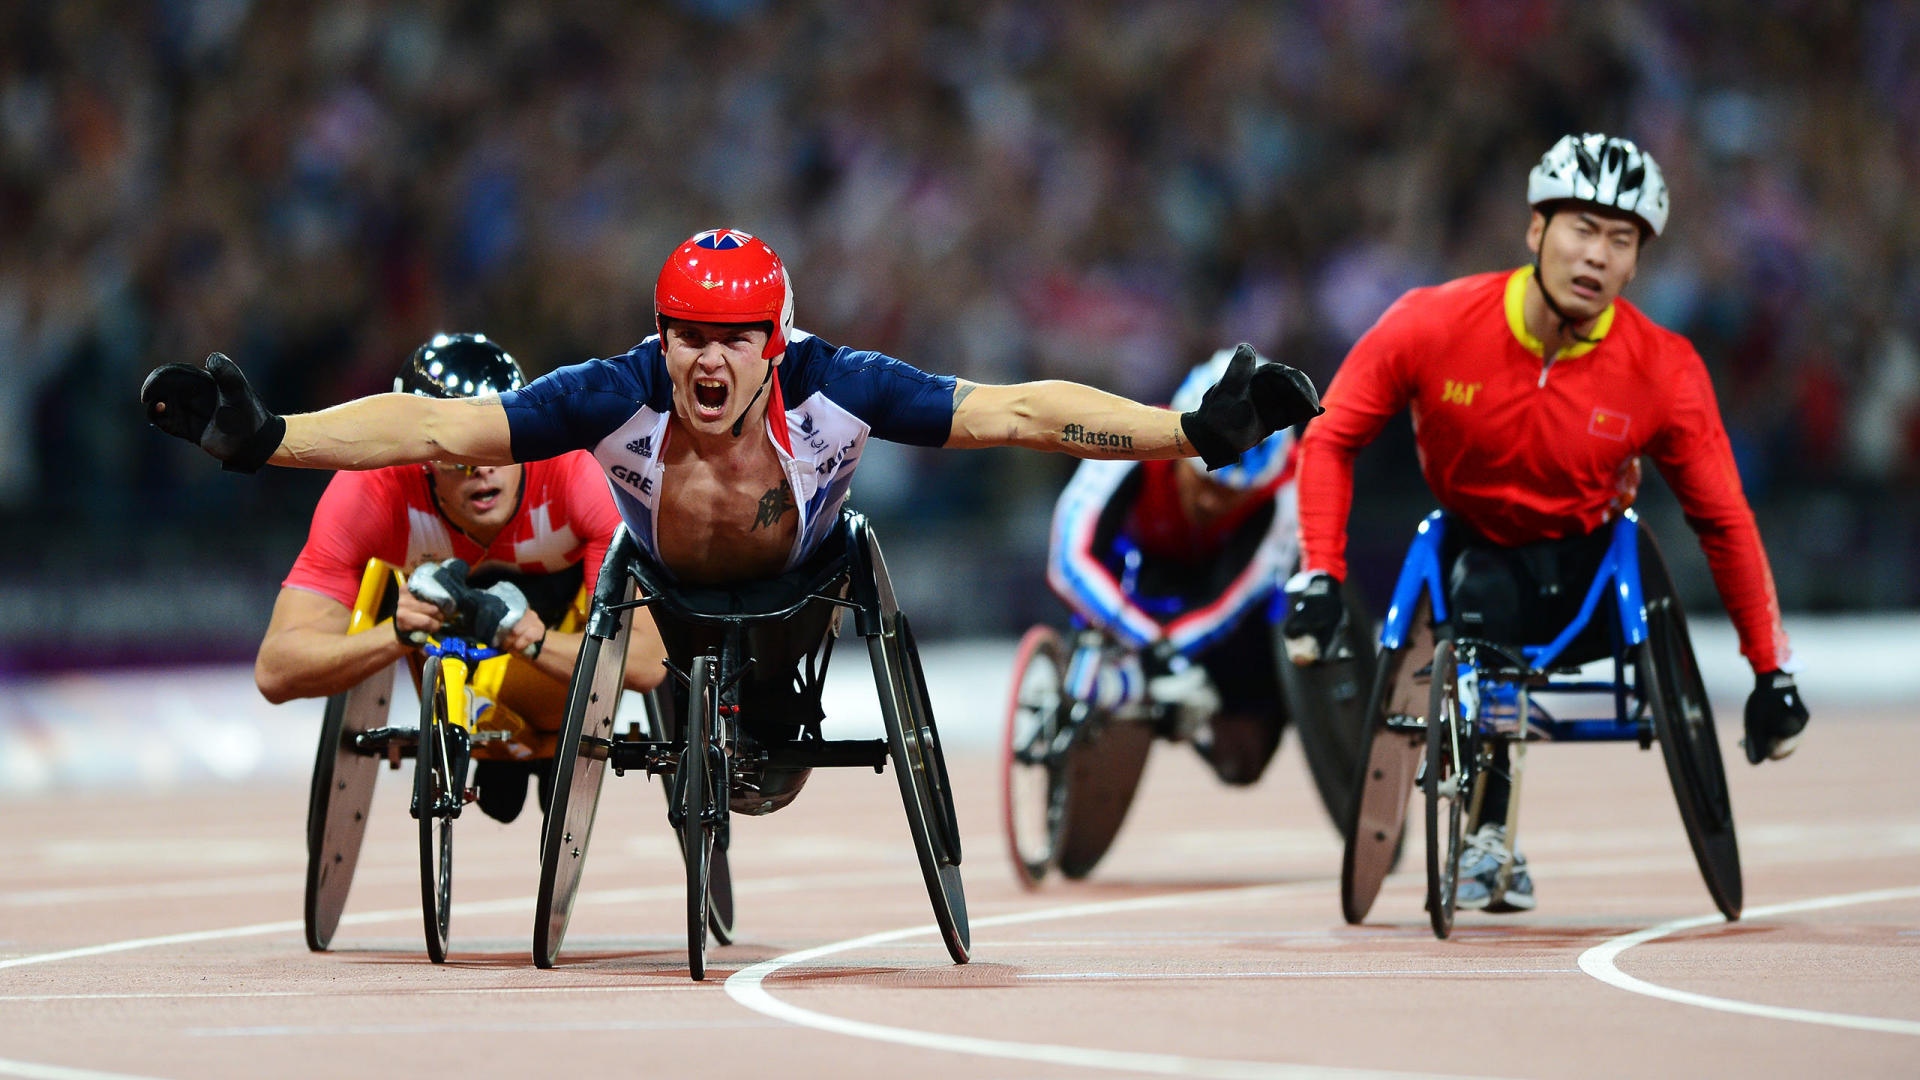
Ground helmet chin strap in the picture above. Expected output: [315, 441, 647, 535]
[730, 357, 776, 438]
[1532, 212, 1599, 347]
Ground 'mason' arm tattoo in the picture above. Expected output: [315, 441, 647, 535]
[1059, 422, 1134, 451]
[751, 482, 797, 531]
[951, 382, 976, 410]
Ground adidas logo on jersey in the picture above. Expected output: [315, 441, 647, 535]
[626, 436, 654, 458]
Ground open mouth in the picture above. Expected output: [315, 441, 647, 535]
[467, 483, 503, 513]
[1569, 274, 1603, 299]
[692, 379, 729, 419]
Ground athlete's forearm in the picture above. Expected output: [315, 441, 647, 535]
[948, 381, 1190, 459]
[272, 395, 515, 470]
[255, 624, 409, 704]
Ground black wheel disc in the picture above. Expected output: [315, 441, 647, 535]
[1642, 598, 1743, 919]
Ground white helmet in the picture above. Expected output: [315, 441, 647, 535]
[1527, 133, 1668, 237]
[1170, 349, 1293, 491]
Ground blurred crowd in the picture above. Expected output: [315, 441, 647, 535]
[4, 0, 1918, 661]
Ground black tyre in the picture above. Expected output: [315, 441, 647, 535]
[534, 574, 635, 969]
[1281, 580, 1380, 831]
[648, 687, 736, 946]
[872, 610, 970, 963]
[304, 665, 395, 952]
[1639, 534, 1741, 920]
[681, 655, 717, 982]
[1000, 626, 1069, 887]
[1423, 640, 1475, 940]
[416, 655, 457, 964]
[1341, 592, 1434, 925]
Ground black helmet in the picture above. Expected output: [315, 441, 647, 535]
[394, 333, 526, 399]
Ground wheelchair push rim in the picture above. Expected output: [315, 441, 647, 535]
[1001, 625, 1070, 888]
[1641, 596, 1743, 920]
[872, 608, 971, 964]
[1340, 594, 1432, 925]
[1423, 640, 1476, 940]
[533, 577, 634, 969]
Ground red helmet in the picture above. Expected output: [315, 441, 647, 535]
[654, 229, 794, 360]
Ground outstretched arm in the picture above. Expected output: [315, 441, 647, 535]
[273, 394, 514, 471]
[944, 344, 1321, 464]
[946, 380, 1191, 458]
[143, 352, 514, 472]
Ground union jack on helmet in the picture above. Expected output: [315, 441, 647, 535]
[654, 229, 795, 360]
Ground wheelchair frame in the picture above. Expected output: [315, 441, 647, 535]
[531, 510, 968, 979]
[1340, 509, 1741, 937]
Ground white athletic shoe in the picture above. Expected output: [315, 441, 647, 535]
[1452, 824, 1535, 913]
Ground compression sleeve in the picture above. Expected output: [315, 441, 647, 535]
[500, 352, 654, 463]
[1296, 294, 1421, 580]
[1045, 459, 1165, 650]
[1646, 348, 1790, 673]
[282, 470, 407, 609]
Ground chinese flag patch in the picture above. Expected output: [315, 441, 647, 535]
[1588, 407, 1631, 441]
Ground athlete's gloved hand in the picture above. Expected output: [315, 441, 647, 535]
[1281, 570, 1352, 666]
[1146, 660, 1221, 743]
[139, 352, 286, 473]
[1178, 343, 1323, 470]
[406, 559, 530, 650]
[1742, 669, 1809, 765]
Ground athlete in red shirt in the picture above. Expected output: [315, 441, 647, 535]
[1283, 134, 1810, 911]
[255, 334, 664, 823]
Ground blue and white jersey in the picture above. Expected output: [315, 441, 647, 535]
[499, 330, 956, 576]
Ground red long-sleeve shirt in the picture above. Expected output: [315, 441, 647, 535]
[1297, 267, 1789, 672]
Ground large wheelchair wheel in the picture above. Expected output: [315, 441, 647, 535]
[1423, 640, 1478, 940]
[533, 574, 636, 969]
[679, 656, 720, 981]
[415, 654, 462, 964]
[871, 606, 970, 964]
[304, 664, 397, 952]
[1341, 593, 1435, 924]
[1638, 536, 1741, 920]
[1000, 626, 1070, 888]
[1280, 580, 1379, 831]
[1054, 712, 1152, 881]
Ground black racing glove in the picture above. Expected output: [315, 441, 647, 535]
[140, 352, 285, 473]
[1281, 570, 1352, 666]
[1178, 343, 1324, 470]
[406, 559, 529, 649]
[1742, 669, 1809, 765]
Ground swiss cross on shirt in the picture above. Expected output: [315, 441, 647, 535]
[511, 503, 580, 572]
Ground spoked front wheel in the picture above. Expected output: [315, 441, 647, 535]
[1001, 626, 1069, 888]
[1423, 640, 1476, 940]
[415, 654, 466, 964]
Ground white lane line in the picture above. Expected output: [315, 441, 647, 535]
[184, 1018, 786, 1037]
[0, 1058, 165, 1080]
[1018, 968, 1580, 981]
[1577, 884, 1920, 1036]
[725, 879, 1506, 1080]
[0, 984, 685, 1003]
[0, 868, 906, 973]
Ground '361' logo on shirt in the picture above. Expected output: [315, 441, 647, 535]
[1441, 380, 1482, 406]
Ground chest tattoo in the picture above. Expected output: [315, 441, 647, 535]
[751, 482, 796, 531]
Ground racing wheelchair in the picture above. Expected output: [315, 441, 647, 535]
[1000, 557, 1377, 887]
[532, 509, 967, 980]
[302, 560, 727, 963]
[1340, 510, 1740, 939]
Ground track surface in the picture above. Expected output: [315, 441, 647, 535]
[3, 705, 1916, 1079]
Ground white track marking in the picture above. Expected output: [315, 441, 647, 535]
[1578, 885, 1920, 1035]
[0, 1059, 166, 1080]
[726, 880, 1504, 1080]
[184, 1018, 786, 1037]
[0, 869, 907, 972]
[1018, 968, 1579, 980]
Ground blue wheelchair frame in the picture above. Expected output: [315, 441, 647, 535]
[1379, 509, 1653, 742]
